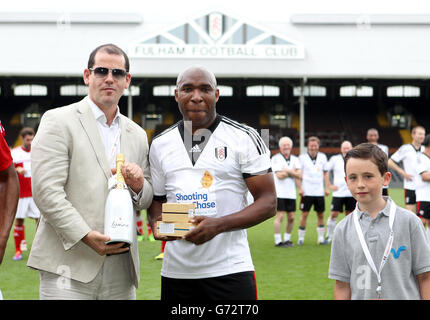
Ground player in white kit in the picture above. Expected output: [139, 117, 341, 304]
[11, 127, 39, 261]
[323, 140, 356, 242]
[271, 136, 301, 247]
[148, 65, 276, 300]
[416, 134, 430, 242]
[296, 136, 330, 245]
[388, 126, 425, 213]
[366, 128, 390, 195]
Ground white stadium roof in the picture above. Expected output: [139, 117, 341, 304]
[1, 0, 430, 78]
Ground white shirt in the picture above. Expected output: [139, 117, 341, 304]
[88, 97, 121, 169]
[377, 144, 389, 189]
[149, 115, 271, 279]
[87, 98, 142, 201]
[377, 143, 389, 156]
[390, 144, 423, 190]
[271, 152, 300, 199]
[299, 152, 327, 197]
[416, 153, 430, 202]
[324, 154, 352, 198]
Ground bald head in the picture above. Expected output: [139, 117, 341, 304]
[176, 65, 217, 89]
[340, 140, 353, 157]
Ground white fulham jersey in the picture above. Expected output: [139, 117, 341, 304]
[271, 153, 300, 199]
[324, 154, 352, 198]
[149, 114, 271, 279]
[416, 153, 430, 202]
[376, 144, 390, 189]
[390, 144, 424, 190]
[377, 143, 389, 156]
[299, 152, 327, 197]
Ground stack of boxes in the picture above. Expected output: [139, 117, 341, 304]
[156, 203, 195, 237]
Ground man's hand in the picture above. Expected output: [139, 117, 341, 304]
[403, 172, 414, 181]
[16, 167, 26, 175]
[152, 221, 183, 242]
[299, 188, 304, 197]
[183, 216, 221, 245]
[329, 184, 339, 191]
[111, 162, 144, 194]
[81, 230, 129, 256]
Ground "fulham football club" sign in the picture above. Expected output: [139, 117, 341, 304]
[129, 11, 305, 60]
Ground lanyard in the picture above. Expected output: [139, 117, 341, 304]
[352, 201, 396, 299]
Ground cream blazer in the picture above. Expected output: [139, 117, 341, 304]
[27, 97, 153, 287]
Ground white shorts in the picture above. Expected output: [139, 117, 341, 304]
[15, 197, 40, 219]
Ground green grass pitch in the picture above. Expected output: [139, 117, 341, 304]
[0, 188, 405, 300]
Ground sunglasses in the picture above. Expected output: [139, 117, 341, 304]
[89, 67, 128, 79]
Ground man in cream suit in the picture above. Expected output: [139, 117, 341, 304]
[27, 44, 153, 299]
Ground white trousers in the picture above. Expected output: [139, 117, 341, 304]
[39, 253, 136, 300]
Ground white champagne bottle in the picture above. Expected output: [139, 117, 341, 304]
[104, 153, 134, 247]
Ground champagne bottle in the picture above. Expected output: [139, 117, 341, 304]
[104, 153, 134, 247]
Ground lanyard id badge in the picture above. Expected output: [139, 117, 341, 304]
[352, 201, 396, 299]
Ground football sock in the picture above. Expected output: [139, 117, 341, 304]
[136, 215, 143, 235]
[147, 222, 153, 236]
[298, 227, 306, 242]
[13, 225, 24, 253]
[317, 225, 325, 241]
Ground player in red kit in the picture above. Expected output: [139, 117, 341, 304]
[11, 127, 40, 261]
[0, 121, 19, 265]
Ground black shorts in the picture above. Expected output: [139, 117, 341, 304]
[161, 271, 257, 300]
[300, 196, 325, 213]
[417, 202, 430, 219]
[277, 198, 296, 212]
[331, 197, 356, 213]
[404, 189, 417, 205]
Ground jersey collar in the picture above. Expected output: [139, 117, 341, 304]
[178, 114, 222, 166]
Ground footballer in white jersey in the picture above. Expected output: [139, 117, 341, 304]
[148, 65, 276, 300]
[323, 141, 356, 242]
[416, 134, 430, 236]
[272, 152, 301, 199]
[296, 136, 330, 245]
[388, 126, 425, 213]
[366, 128, 390, 194]
[271, 136, 301, 247]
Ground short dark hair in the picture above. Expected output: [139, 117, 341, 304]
[344, 143, 388, 176]
[307, 136, 320, 145]
[412, 125, 425, 135]
[19, 127, 35, 138]
[422, 134, 430, 147]
[87, 44, 130, 72]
